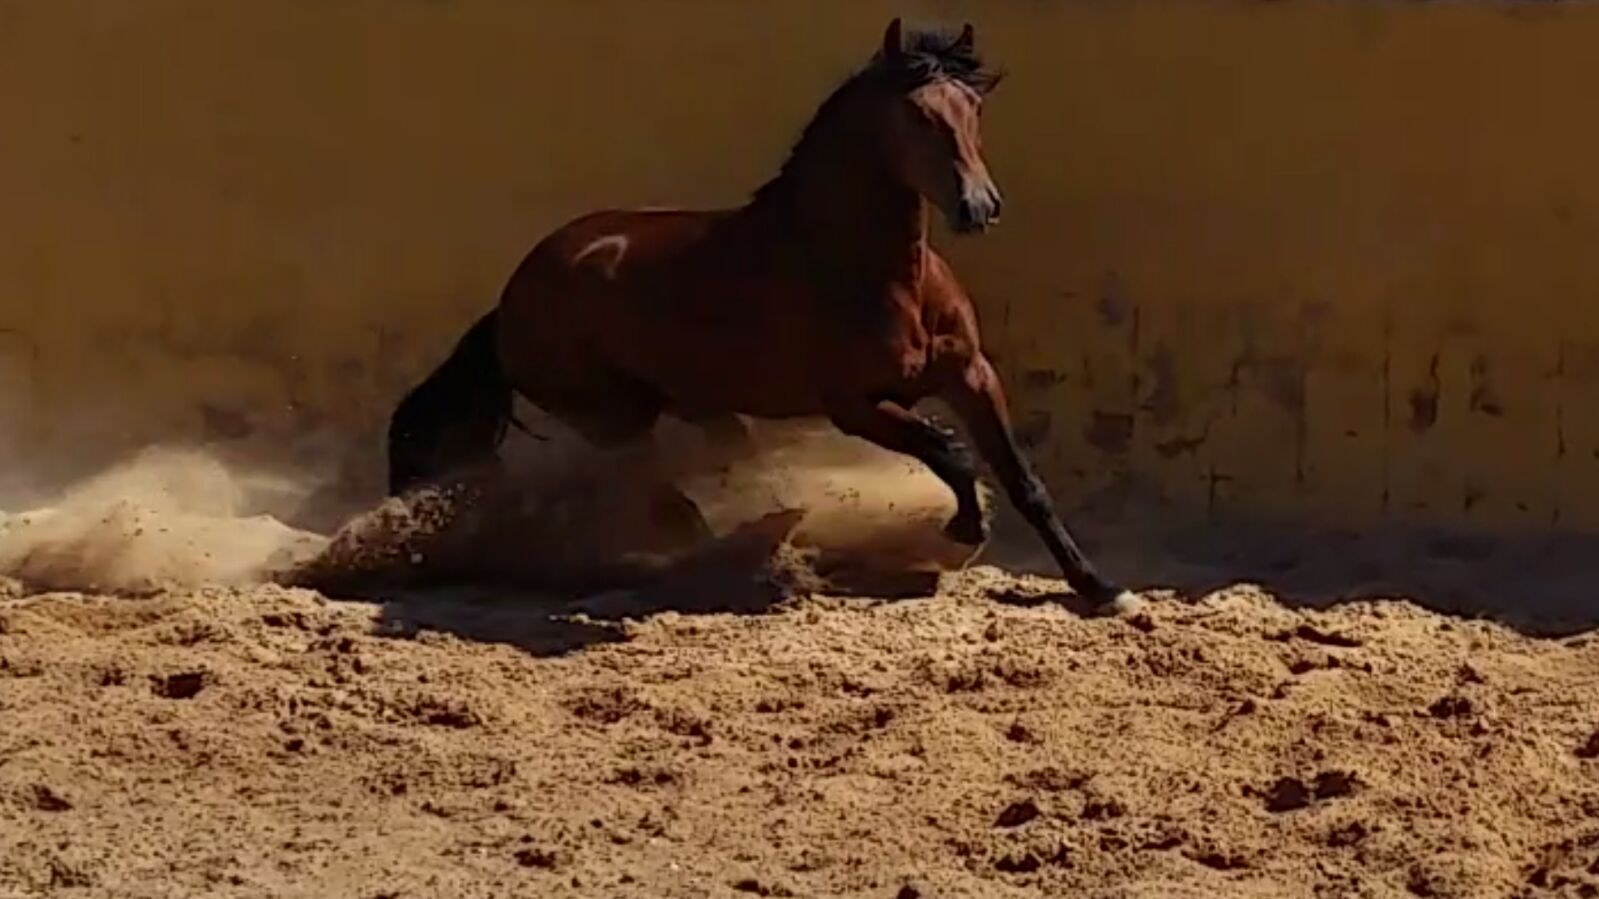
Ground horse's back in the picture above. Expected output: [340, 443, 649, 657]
[495, 207, 719, 340]
[496, 205, 988, 418]
[494, 205, 834, 416]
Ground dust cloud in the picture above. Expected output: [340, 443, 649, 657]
[0, 446, 327, 596]
[677, 421, 990, 588]
[0, 421, 985, 601]
[285, 420, 988, 599]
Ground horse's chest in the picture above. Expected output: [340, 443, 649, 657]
[816, 288, 932, 386]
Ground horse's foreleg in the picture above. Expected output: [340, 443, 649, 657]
[942, 355, 1136, 613]
[828, 400, 988, 544]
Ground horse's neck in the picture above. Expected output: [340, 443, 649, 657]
[751, 142, 929, 292]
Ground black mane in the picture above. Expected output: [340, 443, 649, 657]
[751, 26, 999, 212]
[882, 26, 996, 90]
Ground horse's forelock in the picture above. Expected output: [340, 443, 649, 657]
[877, 26, 994, 91]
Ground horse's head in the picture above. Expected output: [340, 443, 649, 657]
[875, 19, 1004, 235]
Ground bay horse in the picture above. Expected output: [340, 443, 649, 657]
[386, 19, 1137, 613]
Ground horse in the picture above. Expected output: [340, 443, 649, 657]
[385, 18, 1138, 613]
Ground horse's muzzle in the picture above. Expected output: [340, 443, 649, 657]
[955, 188, 1002, 234]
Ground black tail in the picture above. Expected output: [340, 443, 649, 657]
[386, 309, 514, 496]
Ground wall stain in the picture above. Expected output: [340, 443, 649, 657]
[1205, 466, 1234, 517]
[1255, 356, 1307, 414]
[1223, 346, 1309, 485]
[1014, 409, 1053, 450]
[1408, 353, 1441, 432]
[1155, 420, 1212, 459]
[1083, 410, 1134, 455]
[1467, 353, 1504, 417]
[1140, 342, 1180, 425]
[1096, 270, 1130, 328]
[1022, 368, 1067, 391]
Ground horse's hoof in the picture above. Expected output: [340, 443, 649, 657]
[1094, 590, 1144, 618]
[941, 514, 989, 546]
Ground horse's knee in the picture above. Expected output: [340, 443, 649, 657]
[936, 432, 980, 481]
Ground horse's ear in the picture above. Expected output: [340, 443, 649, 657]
[954, 23, 975, 53]
[881, 17, 904, 60]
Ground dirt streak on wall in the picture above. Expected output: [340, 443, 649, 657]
[1, 1, 1597, 532]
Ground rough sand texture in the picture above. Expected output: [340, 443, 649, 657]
[3, 575, 1599, 898]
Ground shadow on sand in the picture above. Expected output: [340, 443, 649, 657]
[316, 500, 1599, 658]
[353, 511, 1599, 659]
[981, 501, 1599, 638]
[293, 432, 1599, 652]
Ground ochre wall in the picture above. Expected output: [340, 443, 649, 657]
[2, 1, 1598, 531]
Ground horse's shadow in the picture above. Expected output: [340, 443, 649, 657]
[372, 590, 627, 657]
[981, 504, 1599, 639]
[348, 494, 1599, 655]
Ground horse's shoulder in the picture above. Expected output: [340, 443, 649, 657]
[915, 248, 983, 368]
[920, 249, 976, 308]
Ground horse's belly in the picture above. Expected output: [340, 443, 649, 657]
[633, 341, 824, 419]
[593, 303, 825, 418]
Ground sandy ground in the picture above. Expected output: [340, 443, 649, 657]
[2, 432, 1599, 898]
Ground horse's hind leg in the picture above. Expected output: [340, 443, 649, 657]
[828, 400, 988, 544]
[540, 385, 714, 546]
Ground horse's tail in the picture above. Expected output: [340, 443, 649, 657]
[385, 309, 514, 496]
